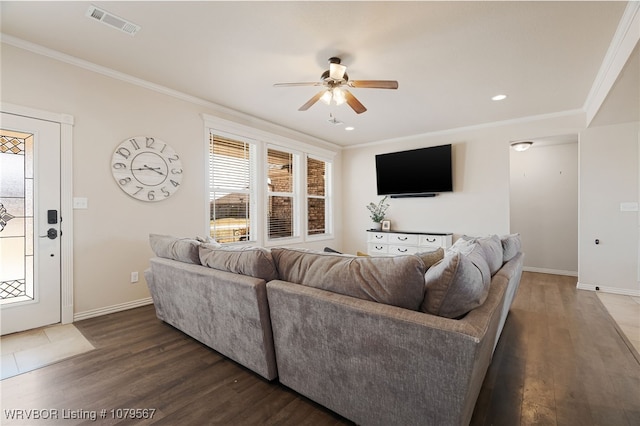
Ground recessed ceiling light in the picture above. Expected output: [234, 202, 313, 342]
[345, 126, 355, 131]
[492, 94, 507, 101]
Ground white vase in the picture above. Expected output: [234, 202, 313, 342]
[372, 222, 382, 231]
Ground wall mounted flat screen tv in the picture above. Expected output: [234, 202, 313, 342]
[375, 144, 453, 197]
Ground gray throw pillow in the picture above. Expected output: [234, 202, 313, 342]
[271, 248, 426, 311]
[149, 234, 201, 265]
[199, 244, 278, 282]
[501, 233, 522, 262]
[416, 247, 445, 270]
[446, 237, 477, 256]
[421, 251, 490, 319]
[476, 235, 503, 275]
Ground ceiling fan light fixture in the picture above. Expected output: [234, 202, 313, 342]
[333, 88, 346, 105]
[329, 63, 347, 81]
[511, 141, 533, 151]
[320, 90, 332, 105]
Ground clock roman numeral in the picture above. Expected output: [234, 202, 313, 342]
[116, 147, 131, 159]
[130, 138, 140, 150]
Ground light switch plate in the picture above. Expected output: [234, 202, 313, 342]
[620, 202, 639, 212]
[73, 197, 88, 209]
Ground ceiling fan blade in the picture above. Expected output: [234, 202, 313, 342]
[274, 82, 323, 87]
[350, 80, 399, 89]
[298, 91, 325, 111]
[344, 90, 367, 114]
[329, 62, 347, 80]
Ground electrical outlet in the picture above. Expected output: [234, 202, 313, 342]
[131, 271, 139, 283]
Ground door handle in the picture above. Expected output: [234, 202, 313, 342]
[40, 228, 58, 239]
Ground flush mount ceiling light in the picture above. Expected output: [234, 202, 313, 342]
[492, 94, 507, 101]
[511, 141, 533, 151]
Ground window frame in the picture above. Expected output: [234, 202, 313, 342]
[207, 130, 259, 244]
[265, 145, 303, 244]
[305, 154, 333, 240]
[202, 114, 336, 246]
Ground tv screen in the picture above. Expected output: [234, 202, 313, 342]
[375, 144, 453, 197]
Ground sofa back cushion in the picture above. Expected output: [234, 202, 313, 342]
[149, 234, 202, 265]
[501, 234, 522, 263]
[421, 248, 491, 319]
[416, 247, 445, 270]
[271, 248, 426, 311]
[199, 244, 278, 282]
[476, 235, 503, 275]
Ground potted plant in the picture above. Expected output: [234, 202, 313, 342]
[366, 196, 390, 230]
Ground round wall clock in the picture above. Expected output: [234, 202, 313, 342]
[111, 136, 183, 202]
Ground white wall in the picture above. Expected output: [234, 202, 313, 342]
[1, 43, 342, 317]
[510, 142, 579, 275]
[579, 121, 639, 295]
[341, 114, 586, 256]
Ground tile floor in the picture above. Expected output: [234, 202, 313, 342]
[596, 292, 640, 355]
[0, 323, 94, 380]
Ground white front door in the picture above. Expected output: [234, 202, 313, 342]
[1, 112, 62, 335]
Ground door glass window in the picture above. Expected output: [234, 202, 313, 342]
[0, 131, 34, 304]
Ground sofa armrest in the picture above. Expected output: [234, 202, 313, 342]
[267, 278, 508, 426]
[147, 257, 277, 380]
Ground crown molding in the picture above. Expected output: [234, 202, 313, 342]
[1, 33, 338, 152]
[584, 1, 640, 126]
[344, 109, 585, 150]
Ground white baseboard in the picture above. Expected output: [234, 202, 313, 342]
[523, 266, 578, 277]
[576, 282, 640, 297]
[73, 297, 154, 322]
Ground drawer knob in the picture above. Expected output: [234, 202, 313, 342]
[375, 235, 383, 239]
[397, 248, 408, 253]
[397, 236, 408, 241]
[426, 238, 436, 242]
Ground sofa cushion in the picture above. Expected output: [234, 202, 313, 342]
[501, 233, 522, 262]
[466, 244, 491, 287]
[271, 248, 426, 311]
[446, 237, 477, 256]
[416, 247, 445, 270]
[476, 235, 503, 275]
[199, 244, 278, 282]
[149, 234, 201, 265]
[421, 250, 490, 319]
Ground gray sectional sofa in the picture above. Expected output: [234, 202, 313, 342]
[145, 233, 523, 425]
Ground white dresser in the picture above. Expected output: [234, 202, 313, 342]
[367, 230, 453, 256]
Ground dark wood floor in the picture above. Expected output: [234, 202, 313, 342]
[2, 272, 639, 425]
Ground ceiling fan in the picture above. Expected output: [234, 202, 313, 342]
[274, 57, 398, 114]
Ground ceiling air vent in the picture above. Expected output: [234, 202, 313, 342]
[86, 5, 141, 36]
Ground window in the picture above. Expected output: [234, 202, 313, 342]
[208, 134, 255, 243]
[307, 156, 330, 236]
[267, 148, 298, 240]
[204, 114, 335, 245]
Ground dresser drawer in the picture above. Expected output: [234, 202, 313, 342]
[388, 245, 419, 255]
[368, 243, 388, 254]
[388, 233, 419, 245]
[368, 232, 388, 243]
[419, 235, 445, 248]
